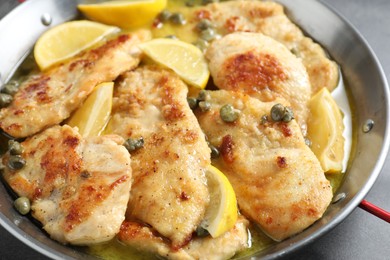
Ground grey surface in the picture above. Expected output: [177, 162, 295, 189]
[1, 0, 390, 259]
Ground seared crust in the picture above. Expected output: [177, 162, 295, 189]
[192, 0, 339, 94]
[206, 32, 311, 130]
[195, 90, 332, 241]
[2, 125, 132, 245]
[0, 30, 151, 138]
[107, 66, 210, 249]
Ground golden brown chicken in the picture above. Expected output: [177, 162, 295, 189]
[107, 66, 211, 249]
[0, 30, 151, 138]
[1, 125, 132, 245]
[192, 0, 339, 94]
[206, 32, 311, 130]
[194, 90, 333, 241]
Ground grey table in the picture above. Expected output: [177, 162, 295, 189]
[1, 0, 390, 259]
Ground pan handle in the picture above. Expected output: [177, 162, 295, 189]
[359, 200, 390, 223]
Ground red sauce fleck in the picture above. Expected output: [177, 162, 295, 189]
[265, 217, 273, 225]
[33, 187, 42, 200]
[277, 156, 287, 168]
[63, 136, 79, 148]
[224, 52, 286, 94]
[220, 135, 235, 163]
[110, 175, 129, 189]
[13, 110, 24, 115]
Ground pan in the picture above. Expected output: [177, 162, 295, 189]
[0, 0, 389, 259]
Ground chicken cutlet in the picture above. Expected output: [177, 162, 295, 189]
[0, 30, 151, 138]
[1, 125, 132, 245]
[195, 90, 332, 241]
[192, 0, 338, 94]
[118, 216, 249, 260]
[206, 32, 311, 130]
[107, 66, 210, 249]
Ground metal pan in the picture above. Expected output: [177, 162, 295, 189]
[0, 0, 389, 259]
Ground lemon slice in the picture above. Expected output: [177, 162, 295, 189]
[78, 0, 167, 29]
[139, 38, 210, 89]
[307, 87, 345, 173]
[34, 20, 118, 71]
[67, 82, 114, 137]
[200, 165, 238, 238]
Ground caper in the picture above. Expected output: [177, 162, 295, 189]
[7, 155, 26, 170]
[282, 107, 294, 122]
[200, 28, 217, 41]
[124, 137, 144, 152]
[290, 47, 300, 57]
[187, 97, 198, 109]
[170, 13, 186, 25]
[2, 80, 19, 95]
[209, 144, 220, 159]
[0, 93, 13, 108]
[202, 0, 219, 5]
[196, 226, 210, 237]
[193, 38, 209, 52]
[14, 197, 31, 215]
[158, 10, 172, 22]
[270, 103, 285, 122]
[196, 19, 213, 31]
[197, 90, 209, 101]
[185, 0, 195, 7]
[199, 101, 211, 112]
[220, 104, 240, 123]
[8, 140, 23, 155]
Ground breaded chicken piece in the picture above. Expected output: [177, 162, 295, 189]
[0, 30, 151, 138]
[195, 90, 332, 241]
[192, 0, 339, 93]
[107, 66, 210, 249]
[118, 216, 249, 260]
[206, 32, 311, 130]
[1, 125, 132, 245]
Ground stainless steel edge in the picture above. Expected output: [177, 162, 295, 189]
[1, 0, 389, 259]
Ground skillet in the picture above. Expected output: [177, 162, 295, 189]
[0, 0, 389, 259]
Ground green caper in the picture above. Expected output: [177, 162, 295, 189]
[14, 197, 31, 215]
[0, 93, 13, 108]
[185, 0, 195, 7]
[196, 226, 210, 237]
[290, 47, 300, 57]
[2, 80, 19, 95]
[200, 28, 217, 41]
[187, 97, 198, 109]
[158, 10, 172, 22]
[209, 144, 220, 159]
[282, 107, 294, 122]
[196, 19, 213, 31]
[193, 38, 209, 52]
[199, 101, 211, 112]
[170, 13, 186, 25]
[220, 104, 240, 123]
[8, 140, 23, 155]
[202, 0, 219, 5]
[7, 155, 26, 170]
[270, 103, 285, 122]
[124, 137, 144, 152]
[197, 90, 209, 101]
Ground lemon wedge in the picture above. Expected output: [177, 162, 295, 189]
[34, 20, 118, 71]
[307, 87, 345, 173]
[201, 165, 238, 238]
[78, 0, 167, 29]
[139, 38, 210, 89]
[67, 82, 114, 137]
